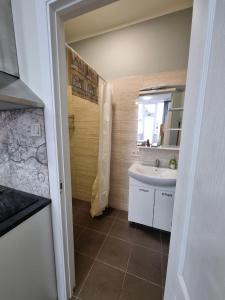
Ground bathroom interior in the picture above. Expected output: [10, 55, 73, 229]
[65, 1, 193, 299]
[0, 0, 223, 300]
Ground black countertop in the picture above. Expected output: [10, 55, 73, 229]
[0, 185, 51, 237]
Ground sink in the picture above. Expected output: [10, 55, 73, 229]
[128, 163, 177, 187]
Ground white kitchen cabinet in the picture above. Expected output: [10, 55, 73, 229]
[0, 206, 57, 300]
[128, 177, 175, 232]
[153, 190, 174, 231]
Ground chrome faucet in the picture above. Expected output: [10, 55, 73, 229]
[155, 159, 160, 168]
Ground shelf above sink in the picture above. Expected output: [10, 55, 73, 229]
[137, 146, 180, 151]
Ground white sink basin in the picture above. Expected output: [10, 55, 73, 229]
[128, 163, 177, 187]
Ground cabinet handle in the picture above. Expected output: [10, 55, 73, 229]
[139, 188, 149, 192]
[162, 192, 173, 197]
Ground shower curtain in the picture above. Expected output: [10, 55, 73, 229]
[90, 81, 112, 217]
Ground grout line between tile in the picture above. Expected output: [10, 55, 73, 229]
[74, 224, 109, 236]
[95, 258, 126, 273]
[75, 250, 96, 260]
[76, 212, 118, 298]
[123, 239, 133, 284]
[74, 250, 97, 297]
[118, 293, 123, 300]
[74, 253, 95, 298]
[107, 233, 132, 244]
[74, 209, 164, 250]
[126, 271, 162, 288]
[95, 216, 118, 260]
[73, 202, 168, 299]
[74, 249, 163, 289]
[117, 226, 136, 300]
[74, 226, 86, 244]
[108, 232, 163, 254]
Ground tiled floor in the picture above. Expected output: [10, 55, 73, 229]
[72, 199, 170, 300]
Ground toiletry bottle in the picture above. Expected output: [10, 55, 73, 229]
[169, 158, 177, 169]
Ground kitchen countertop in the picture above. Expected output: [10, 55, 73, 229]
[0, 185, 51, 237]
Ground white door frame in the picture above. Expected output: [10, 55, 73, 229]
[164, 0, 217, 299]
[36, 1, 117, 299]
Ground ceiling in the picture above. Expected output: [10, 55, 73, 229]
[64, 0, 193, 43]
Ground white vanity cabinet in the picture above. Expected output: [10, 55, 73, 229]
[128, 177, 175, 232]
[153, 190, 174, 231]
[128, 184, 155, 227]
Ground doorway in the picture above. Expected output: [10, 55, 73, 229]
[66, 44, 172, 300]
[46, 0, 193, 299]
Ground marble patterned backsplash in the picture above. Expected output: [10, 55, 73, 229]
[0, 108, 50, 198]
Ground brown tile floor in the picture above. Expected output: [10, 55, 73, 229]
[72, 199, 170, 300]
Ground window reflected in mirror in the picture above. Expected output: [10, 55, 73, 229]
[137, 86, 185, 148]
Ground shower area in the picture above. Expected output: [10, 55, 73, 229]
[67, 46, 124, 297]
[67, 45, 112, 218]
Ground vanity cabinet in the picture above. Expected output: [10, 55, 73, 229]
[129, 185, 155, 227]
[128, 177, 175, 232]
[153, 190, 174, 231]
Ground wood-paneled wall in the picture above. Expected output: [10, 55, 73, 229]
[109, 70, 186, 211]
[68, 86, 99, 202]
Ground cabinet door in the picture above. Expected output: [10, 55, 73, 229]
[153, 190, 174, 232]
[129, 185, 155, 227]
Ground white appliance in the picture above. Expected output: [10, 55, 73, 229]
[0, 205, 57, 300]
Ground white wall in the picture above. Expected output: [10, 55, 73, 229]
[70, 8, 192, 80]
[165, 0, 225, 299]
[182, 1, 225, 298]
[11, 0, 43, 98]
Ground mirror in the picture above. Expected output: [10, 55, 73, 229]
[137, 86, 185, 148]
